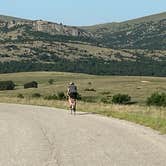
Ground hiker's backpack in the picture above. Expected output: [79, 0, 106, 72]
[68, 85, 77, 93]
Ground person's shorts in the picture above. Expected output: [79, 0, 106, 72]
[69, 92, 77, 99]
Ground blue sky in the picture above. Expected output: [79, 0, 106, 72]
[0, 0, 166, 26]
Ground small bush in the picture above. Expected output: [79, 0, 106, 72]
[88, 82, 92, 85]
[48, 79, 54, 84]
[17, 93, 24, 99]
[146, 92, 166, 107]
[112, 94, 131, 104]
[57, 92, 66, 100]
[84, 88, 96, 92]
[77, 93, 82, 100]
[45, 92, 81, 101]
[44, 94, 58, 100]
[100, 91, 111, 95]
[24, 81, 38, 89]
[100, 97, 111, 104]
[32, 93, 41, 98]
[81, 96, 96, 103]
[0, 81, 15, 90]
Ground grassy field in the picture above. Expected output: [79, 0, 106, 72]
[0, 71, 166, 133]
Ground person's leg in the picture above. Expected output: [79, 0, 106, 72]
[73, 99, 76, 115]
[68, 97, 72, 114]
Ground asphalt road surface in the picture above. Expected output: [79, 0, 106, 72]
[0, 103, 166, 166]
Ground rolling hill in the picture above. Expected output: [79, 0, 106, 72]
[82, 12, 166, 49]
[0, 12, 166, 76]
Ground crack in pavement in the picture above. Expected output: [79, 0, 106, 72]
[0, 103, 166, 166]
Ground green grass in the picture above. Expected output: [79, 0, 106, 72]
[0, 71, 166, 133]
[1, 72, 166, 103]
[105, 111, 166, 134]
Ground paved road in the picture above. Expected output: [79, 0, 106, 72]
[0, 103, 166, 166]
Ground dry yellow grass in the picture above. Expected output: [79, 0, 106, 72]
[0, 72, 166, 104]
[0, 72, 166, 133]
[1, 96, 166, 120]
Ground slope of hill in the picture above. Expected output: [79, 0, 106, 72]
[83, 12, 166, 32]
[0, 13, 166, 76]
[0, 15, 29, 22]
[82, 12, 166, 49]
[0, 15, 91, 37]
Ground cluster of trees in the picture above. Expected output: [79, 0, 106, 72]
[1, 21, 165, 77]
[102, 92, 166, 106]
[0, 59, 166, 76]
[0, 81, 15, 90]
[147, 92, 166, 107]
[1, 17, 165, 51]
[25, 30, 97, 45]
[24, 81, 38, 89]
[0, 80, 38, 91]
[95, 19, 166, 50]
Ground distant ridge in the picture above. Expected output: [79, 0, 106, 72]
[0, 14, 30, 22]
[82, 12, 166, 32]
[81, 12, 166, 49]
[0, 14, 91, 37]
[122, 12, 166, 24]
[0, 12, 165, 76]
[1, 11, 165, 28]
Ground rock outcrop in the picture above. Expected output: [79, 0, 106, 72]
[0, 16, 91, 37]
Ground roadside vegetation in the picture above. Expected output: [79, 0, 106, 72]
[0, 72, 166, 133]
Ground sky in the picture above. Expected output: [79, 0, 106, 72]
[0, 0, 166, 26]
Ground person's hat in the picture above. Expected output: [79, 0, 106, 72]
[70, 82, 74, 85]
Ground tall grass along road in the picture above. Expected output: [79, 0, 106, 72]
[0, 103, 166, 166]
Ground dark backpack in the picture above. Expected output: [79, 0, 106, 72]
[68, 85, 77, 93]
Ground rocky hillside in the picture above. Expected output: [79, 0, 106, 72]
[0, 13, 166, 76]
[0, 15, 91, 37]
[82, 12, 166, 50]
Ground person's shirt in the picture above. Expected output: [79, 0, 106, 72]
[68, 85, 77, 94]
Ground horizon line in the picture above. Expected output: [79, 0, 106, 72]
[0, 11, 165, 27]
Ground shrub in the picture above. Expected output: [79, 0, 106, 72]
[44, 94, 58, 100]
[146, 92, 166, 107]
[84, 88, 96, 92]
[0, 81, 15, 90]
[81, 96, 96, 103]
[45, 92, 81, 101]
[88, 82, 92, 85]
[32, 93, 41, 98]
[48, 79, 54, 84]
[76, 93, 82, 100]
[112, 94, 131, 104]
[100, 91, 111, 95]
[24, 81, 38, 89]
[100, 97, 110, 104]
[57, 92, 66, 100]
[17, 93, 24, 99]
